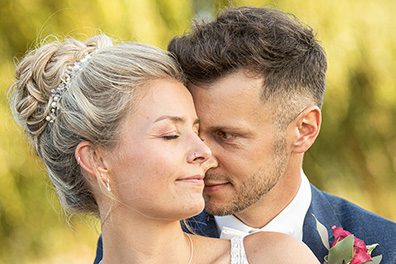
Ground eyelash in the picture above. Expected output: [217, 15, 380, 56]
[162, 135, 180, 140]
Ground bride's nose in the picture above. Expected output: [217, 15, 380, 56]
[187, 137, 218, 170]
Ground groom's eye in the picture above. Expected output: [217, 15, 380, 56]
[215, 131, 236, 140]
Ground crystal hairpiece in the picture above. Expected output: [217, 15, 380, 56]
[46, 52, 93, 123]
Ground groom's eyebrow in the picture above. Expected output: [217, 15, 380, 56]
[209, 125, 244, 131]
[208, 125, 253, 136]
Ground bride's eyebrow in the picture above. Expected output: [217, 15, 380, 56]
[154, 115, 185, 123]
[154, 116, 200, 126]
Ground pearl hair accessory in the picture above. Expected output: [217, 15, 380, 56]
[46, 52, 93, 123]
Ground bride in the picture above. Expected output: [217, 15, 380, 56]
[9, 34, 319, 263]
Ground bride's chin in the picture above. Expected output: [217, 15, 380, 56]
[184, 203, 205, 220]
[145, 200, 205, 221]
[171, 199, 205, 221]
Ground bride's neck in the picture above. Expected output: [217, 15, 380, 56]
[100, 212, 191, 264]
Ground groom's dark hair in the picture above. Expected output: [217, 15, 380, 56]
[168, 6, 327, 127]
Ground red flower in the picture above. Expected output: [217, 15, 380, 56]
[332, 226, 373, 264]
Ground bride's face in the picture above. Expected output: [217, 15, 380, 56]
[104, 78, 217, 220]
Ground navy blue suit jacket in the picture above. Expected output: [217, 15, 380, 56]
[93, 184, 396, 263]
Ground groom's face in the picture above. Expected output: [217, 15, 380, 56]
[189, 70, 289, 216]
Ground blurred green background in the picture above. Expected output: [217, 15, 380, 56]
[1, 0, 395, 263]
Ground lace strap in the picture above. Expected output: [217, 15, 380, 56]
[230, 236, 249, 264]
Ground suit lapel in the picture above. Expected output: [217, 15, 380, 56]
[303, 184, 341, 262]
[184, 211, 219, 238]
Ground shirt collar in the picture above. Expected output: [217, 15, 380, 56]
[214, 170, 312, 240]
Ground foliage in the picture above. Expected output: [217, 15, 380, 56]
[1, 0, 396, 263]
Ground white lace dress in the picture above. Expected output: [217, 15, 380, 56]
[230, 236, 249, 264]
[98, 236, 250, 264]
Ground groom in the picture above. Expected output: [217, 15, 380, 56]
[167, 6, 396, 263]
[94, 6, 396, 263]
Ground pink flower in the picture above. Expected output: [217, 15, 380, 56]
[332, 226, 373, 264]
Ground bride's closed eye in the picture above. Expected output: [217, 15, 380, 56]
[150, 119, 180, 140]
[162, 134, 180, 140]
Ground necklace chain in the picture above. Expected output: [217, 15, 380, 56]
[186, 233, 193, 264]
[98, 233, 193, 264]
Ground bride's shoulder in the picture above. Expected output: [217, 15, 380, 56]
[192, 235, 231, 263]
[243, 232, 320, 264]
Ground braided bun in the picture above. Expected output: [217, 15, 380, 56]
[9, 34, 183, 215]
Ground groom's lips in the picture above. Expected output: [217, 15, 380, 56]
[203, 181, 230, 193]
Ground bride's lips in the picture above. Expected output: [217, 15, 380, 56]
[203, 181, 230, 193]
[176, 175, 204, 184]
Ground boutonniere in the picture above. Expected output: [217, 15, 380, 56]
[313, 215, 382, 264]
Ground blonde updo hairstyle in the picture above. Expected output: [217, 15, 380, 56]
[10, 34, 183, 216]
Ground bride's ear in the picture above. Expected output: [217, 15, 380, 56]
[75, 141, 109, 177]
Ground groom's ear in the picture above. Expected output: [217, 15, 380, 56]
[289, 106, 321, 153]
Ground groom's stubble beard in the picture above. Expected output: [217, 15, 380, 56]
[203, 137, 288, 216]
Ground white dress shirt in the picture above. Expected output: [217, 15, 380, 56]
[215, 170, 312, 240]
